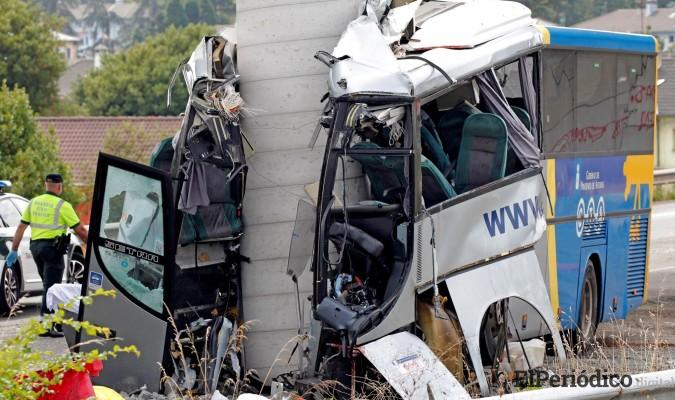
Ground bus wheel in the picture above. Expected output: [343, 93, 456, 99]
[577, 260, 598, 351]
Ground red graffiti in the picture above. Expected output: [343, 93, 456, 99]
[639, 111, 654, 131]
[630, 85, 655, 104]
[551, 115, 629, 153]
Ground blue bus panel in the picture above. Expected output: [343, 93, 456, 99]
[552, 155, 651, 329]
[547, 27, 657, 54]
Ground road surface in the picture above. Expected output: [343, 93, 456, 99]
[649, 200, 675, 300]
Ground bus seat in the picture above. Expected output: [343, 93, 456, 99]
[351, 141, 406, 204]
[437, 102, 481, 167]
[421, 110, 443, 144]
[329, 222, 385, 260]
[421, 156, 457, 206]
[454, 113, 508, 193]
[512, 107, 532, 132]
[421, 124, 452, 178]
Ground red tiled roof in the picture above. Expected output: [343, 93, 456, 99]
[37, 116, 182, 186]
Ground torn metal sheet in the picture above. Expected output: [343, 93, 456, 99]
[401, 26, 543, 98]
[381, 0, 421, 44]
[183, 36, 237, 96]
[360, 332, 472, 400]
[409, 1, 533, 50]
[445, 250, 566, 396]
[323, 0, 542, 98]
[362, 0, 391, 22]
[329, 16, 412, 96]
[159, 35, 248, 243]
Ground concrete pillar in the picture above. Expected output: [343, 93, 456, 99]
[237, 0, 361, 380]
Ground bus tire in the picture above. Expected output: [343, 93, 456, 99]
[577, 260, 599, 351]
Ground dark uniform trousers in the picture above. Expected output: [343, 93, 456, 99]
[30, 240, 65, 315]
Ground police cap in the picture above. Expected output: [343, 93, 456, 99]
[45, 173, 63, 183]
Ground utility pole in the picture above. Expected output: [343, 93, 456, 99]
[640, 0, 645, 34]
[236, 0, 361, 381]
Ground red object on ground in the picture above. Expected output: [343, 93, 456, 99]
[38, 360, 103, 400]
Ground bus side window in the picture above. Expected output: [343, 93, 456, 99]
[616, 55, 656, 152]
[542, 50, 576, 155]
[576, 52, 617, 151]
[542, 50, 656, 156]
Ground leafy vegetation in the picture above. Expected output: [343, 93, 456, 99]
[0, 0, 65, 112]
[73, 24, 214, 116]
[128, 0, 233, 43]
[0, 289, 138, 400]
[654, 184, 675, 201]
[31, 0, 233, 46]
[0, 82, 81, 204]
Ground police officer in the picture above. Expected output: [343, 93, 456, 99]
[6, 174, 88, 337]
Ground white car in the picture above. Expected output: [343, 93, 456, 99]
[0, 189, 86, 314]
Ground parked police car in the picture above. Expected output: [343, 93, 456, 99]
[0, 181, 85, 314]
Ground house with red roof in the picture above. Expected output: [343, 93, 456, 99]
[37, 116, 182, 222]
[37, 116, 182, 186]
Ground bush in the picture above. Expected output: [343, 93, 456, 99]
[0, 289, 138, 399]
[0, 82, 81, 204]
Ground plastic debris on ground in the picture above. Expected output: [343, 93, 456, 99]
[46, 283, 81, 313]
[502, 338, 547, 372]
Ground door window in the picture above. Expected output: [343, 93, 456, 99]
[0, 199, 22, 227]
[97, 166, 165, 313]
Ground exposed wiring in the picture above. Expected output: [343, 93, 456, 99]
[400, 55, 455, 87]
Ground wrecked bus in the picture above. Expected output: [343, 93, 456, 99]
[73, 33, 250, 394]
[287, 1, 657, 397]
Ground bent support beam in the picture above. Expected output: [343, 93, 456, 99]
[445, 250, 566, 396]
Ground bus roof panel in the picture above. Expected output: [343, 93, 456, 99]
[402, 26, 544, 98]
[545, 26, 657, 54]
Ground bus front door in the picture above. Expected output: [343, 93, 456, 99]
[77, 153, 174, 393]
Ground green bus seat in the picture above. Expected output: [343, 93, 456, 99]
[454, 113, 508, 193]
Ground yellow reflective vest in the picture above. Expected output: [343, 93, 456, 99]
[21, 193, 80, 240]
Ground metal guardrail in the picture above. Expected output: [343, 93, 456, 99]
[483, 369, 675, 400]
[655, 168, 675, 185]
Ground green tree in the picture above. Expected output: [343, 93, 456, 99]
[128, 0, 164, 43]
[165, 0, 187, 27]
[0, 0, 65, 112]
[74, 24, 214, 116]
[83, 0, 124, 50]
[0, 82, 80, 204]
[185, 0, 201, 24]
[31, 0, 79, 19]
[199, 0, 221, 25]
